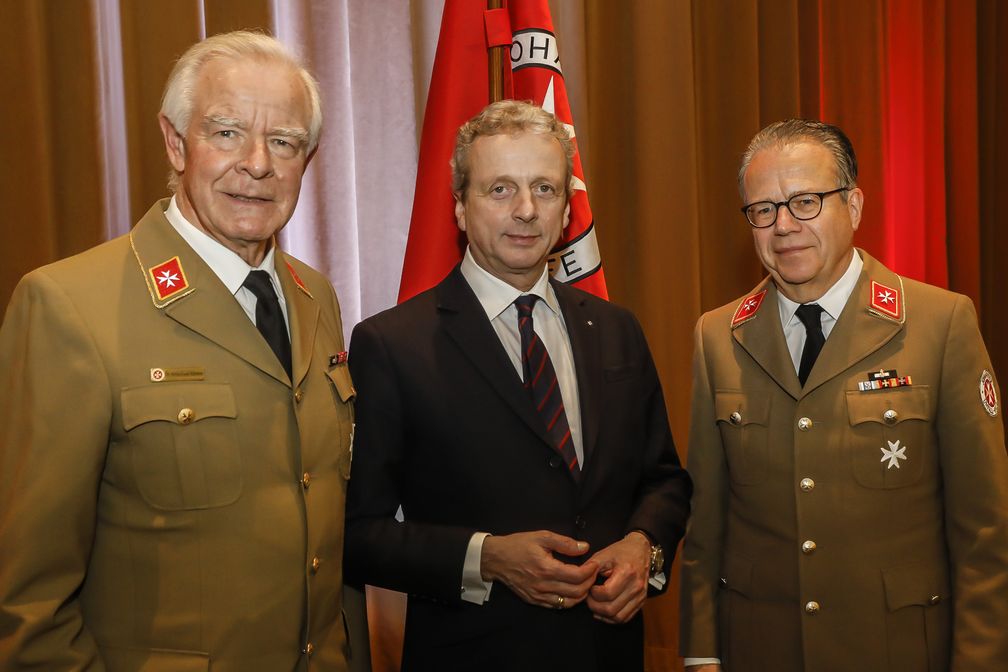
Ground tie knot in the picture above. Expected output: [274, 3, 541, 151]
[795, 303, 824, 330]
[243, 270, 277, 301]
[515, 294, 539, 316]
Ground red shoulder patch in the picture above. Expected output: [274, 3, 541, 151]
[148, 256, 189, 301]
[731, 290, 767, 328]
[869, 280, 902, 321]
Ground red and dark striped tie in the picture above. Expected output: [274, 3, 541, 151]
[514, 295, 580, 480]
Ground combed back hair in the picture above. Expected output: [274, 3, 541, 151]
[160, 30, 322, 192]
[451, 99, 575, 197]
[738, 119, 858, 201]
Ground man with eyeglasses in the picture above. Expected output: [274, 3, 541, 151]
[679, 119, 1007, 671]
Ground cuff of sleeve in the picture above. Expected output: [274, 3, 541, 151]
[460, 531, 493, 605]
[683, 658, 722, 667]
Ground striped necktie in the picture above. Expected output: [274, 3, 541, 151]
[515, 295, 579, 480]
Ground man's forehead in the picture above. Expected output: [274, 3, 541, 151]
[469, 132, 566, 172]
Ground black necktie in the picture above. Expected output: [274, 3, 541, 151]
[795, 303, 825, 387]
[242, 270, 292, 381]
[514, 295, 580, 480]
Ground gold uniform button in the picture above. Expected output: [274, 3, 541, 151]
[804, 600, 820, 614]
[800, 478, 815, 492]
[301, 472, 311, 489]
[305, 642, 314, 655]
[797, 417, 812, 431]
[801, 540, 817, 554]
[929, 594, 941, 605]
[294, 388, 304, 403]
[311, 556, 320, 572]
[177, 408, 195, 424]
[883, 409, 898, 424]
[729, 411, 742, 425]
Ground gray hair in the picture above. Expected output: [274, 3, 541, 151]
[160, 30, 322, 191]
[451, 99, 574, 198]
[738, 119, 858, 201]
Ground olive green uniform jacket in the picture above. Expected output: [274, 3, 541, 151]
[680, 250, 1008, 671]
[0, 201, 355, 671]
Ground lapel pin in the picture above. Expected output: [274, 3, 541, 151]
[329, 351, 348, 367]
[586, 320, 593, 326]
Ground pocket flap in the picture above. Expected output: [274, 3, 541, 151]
[882, 561, 948, 611]
[846, 386, 931, 426]
[327, 367, 356, 403]
[121, 383, 237, 431]
[715, 391, 770, 426]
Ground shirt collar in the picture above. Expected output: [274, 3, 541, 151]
[459, 247, 560, 320]
[165, 196, 279, 295]
[777, 248, 863, 326]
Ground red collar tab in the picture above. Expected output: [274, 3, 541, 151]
[148, 256, 190, 302]
[869, 280, 902, 321]
[732, 290, 768, 328]
[285, 261, 312, 298]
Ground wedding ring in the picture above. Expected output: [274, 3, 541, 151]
[555, 595, 565, 609]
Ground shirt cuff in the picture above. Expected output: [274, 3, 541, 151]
[460, 531, 493, 604]
[683, 658, 722, 667]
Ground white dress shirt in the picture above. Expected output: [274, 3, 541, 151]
[684, 249, 862, 669]
[457, 248, 583, 605]
[164, 196, 289, 336]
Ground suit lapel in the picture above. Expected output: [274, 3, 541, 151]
[802, 251, 904, 393]
[732, 279, 803, 399]
[437, 268, 554, 448]
[276, 254, 318, 387]
[129, 200, 289, 385]
[553, 281, 601, 468]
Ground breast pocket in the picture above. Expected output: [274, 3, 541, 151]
[715, 391, 771, 485]
[846, 387, 932, 488]
[326, 366, 355, 479]
[121, 383, 241, 510]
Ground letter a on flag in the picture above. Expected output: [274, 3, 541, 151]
[397, 0, 607, 303]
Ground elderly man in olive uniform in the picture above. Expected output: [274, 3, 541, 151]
[0, 32, 357, 670]
[680, 119, 1008, 671]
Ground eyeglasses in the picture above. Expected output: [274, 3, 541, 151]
[741, 187, 850, 228]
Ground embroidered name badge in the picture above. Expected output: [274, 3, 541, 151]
[150, 367, 205, 382]
[731, 290, 767, 328]
[980, 370, 999, 417]
[148, 257, 189, 302]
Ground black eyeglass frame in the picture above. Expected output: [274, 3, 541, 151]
[740, 187, 851, 228]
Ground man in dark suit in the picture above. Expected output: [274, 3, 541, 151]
[345, 100, 691, 671]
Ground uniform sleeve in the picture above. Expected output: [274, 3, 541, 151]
[343, 318, 475, 603]
[0, 271, 111, 669]
[679, 313, 728, 658]
[935, 295, 1008, 670]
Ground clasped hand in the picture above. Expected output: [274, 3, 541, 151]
[480, 530, 651, 623]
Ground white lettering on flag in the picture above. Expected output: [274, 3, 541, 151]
[510, 29, 562, 74]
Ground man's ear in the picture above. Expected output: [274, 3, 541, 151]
[159, 114, 186, 173]
[847, 187, 864, 232]
[562, 199, 571, 230]
[453, 192, 466, 232]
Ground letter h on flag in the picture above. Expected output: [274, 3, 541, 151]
[397, 0, 607, 303]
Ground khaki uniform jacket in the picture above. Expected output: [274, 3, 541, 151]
[680, 250, 1008, 671]
[0, 201, 355, 671]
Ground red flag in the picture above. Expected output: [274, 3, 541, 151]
[508, 0, 606, 298]
[398, 0, 607, 302]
